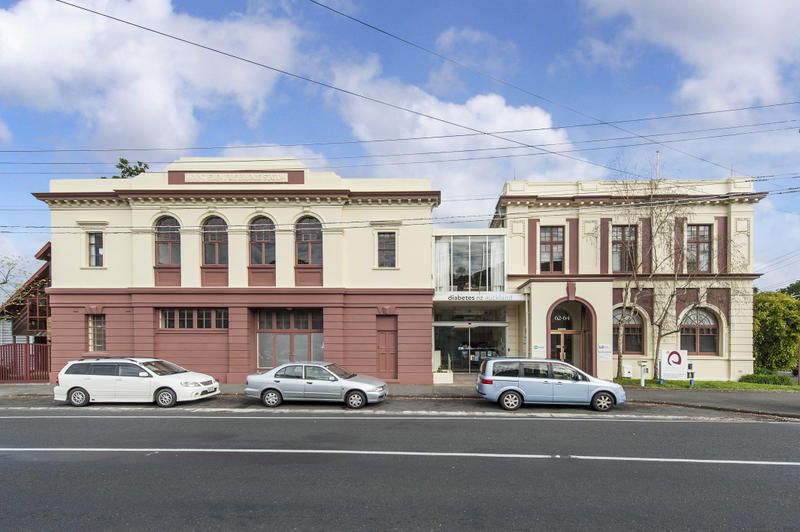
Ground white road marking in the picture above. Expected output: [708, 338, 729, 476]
[0, 414, 784, 424]
[0, 447, 798, 466]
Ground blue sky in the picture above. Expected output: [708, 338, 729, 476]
[0, 0, 799, 289]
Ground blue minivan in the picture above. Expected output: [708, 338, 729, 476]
[476, 357, 626, 411]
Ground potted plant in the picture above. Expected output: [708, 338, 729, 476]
[433, 365, 453, 384]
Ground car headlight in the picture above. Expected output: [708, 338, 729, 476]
[180, 381, 202, 387]
[369, 384, 385, 392]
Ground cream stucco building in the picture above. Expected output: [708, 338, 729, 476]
[433, 178, 762, 381]
[35, 156, 762, 383]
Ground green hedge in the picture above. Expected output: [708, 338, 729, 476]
[739, 373, 794, 385]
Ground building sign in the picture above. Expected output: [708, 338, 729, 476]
[551, 309, 573, 329]
[185, 172, 290, 183]
[660, 349, 689, 380]
[434, 292, 526, 302]
[598, 344, 612, 361]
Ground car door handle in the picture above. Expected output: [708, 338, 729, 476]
[273, 379, 280, 383]
[554, 382, 563, 385]
[306, 381, 313, 384]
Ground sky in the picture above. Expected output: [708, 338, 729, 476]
[0, 0, 798, 290]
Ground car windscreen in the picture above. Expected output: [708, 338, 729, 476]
[140, 360, 187, 376]
[325, 363, 355, 379]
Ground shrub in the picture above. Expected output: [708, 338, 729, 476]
[739, 373, 793, 385]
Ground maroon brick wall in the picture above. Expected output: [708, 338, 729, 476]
[48, 288, 434, 384]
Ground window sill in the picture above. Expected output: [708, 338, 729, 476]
[81, 266, 107, 271]
[373, 266, 399, 271]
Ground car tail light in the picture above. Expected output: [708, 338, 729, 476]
[55, 375, 59, 386]
[480, 377, 493, 385]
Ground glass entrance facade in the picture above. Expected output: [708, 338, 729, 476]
[433, 306, 507, 373]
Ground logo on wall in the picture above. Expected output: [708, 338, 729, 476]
[660, 349, 689, 380]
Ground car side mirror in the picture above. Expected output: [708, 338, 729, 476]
[328, 376, 337, 382]
[139, 371, 150, 378]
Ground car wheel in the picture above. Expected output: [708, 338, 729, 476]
[68, 387, 90, 407]
[262, 389, 282, 408]
[499, 390, 522, 411]
[155, 388, 177, 408]
[345, 390, 367, 409]
[591, 391, 615, 412]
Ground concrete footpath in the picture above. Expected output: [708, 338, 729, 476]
[1, 382, 798, 418]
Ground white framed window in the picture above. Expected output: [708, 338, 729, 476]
[376, 231, 397, 268]
[87, 314, 106, 352]
[88, 232, 104, 267]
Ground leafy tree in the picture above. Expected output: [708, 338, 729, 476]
[753, 292, 800, 371]
[101, 158, 149, 179]
[779, 280, 800, 299]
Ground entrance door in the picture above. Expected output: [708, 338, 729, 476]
[549, 301, 594, 374]
[376, 316, 398, 379]
[550, 332, 581, 366]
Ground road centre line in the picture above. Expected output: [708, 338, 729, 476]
[1, 447, 799, 467]
[0, 414, 782, 424]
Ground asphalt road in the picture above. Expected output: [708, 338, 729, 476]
[1, 402, 799, 531]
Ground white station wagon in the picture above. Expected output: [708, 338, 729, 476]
[54, 357, 220, 408]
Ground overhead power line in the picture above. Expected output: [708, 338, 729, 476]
[2, 100, 798, 155]
[3, 124, 798, 177]
[1, 118, 796, 167]
[54, 1, 656, 181]
[306, 0, 760, 176]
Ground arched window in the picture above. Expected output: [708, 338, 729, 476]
[154, 216, 180, 266]
[250, 217, 276, 265]
[203, 216, 228, 266]
[613, 308, 643, 354]
[680, 308, 718, 355]
[295, 216, 322, 265]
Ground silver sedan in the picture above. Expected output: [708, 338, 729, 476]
[245, 361, 388, 409]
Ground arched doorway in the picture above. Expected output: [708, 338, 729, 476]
[548, 300, 595, 374]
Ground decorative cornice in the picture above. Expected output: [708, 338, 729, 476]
[33, 189, 441, 207]
[494, 191, 767, 210]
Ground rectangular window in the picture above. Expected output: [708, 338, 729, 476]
[612, 225, 638, 273]
[686, 224, 712, 273]
[178, 309, 194, 329]
[158, 308, 228, 329]
[88, 232, 104, 267]
[196, 309, 213, 329]
[159, 309, 176, 329]
[215, 309, 228, 329]
[377, 232, 397, 268]
[433, 235, 505, 292]
[87, 314, 106, 352]
[256, 308, 324, 368]
[539, 227, 564, 273]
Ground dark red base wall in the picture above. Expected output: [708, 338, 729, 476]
[47, 288, 434, 384]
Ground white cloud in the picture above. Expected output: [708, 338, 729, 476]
[0, 0, 305, 149]
[327, 56, 604, 224]
[427, 27, 517, 97]
[582, 0, 800, 111]
[550, 36, 635, 73]
[0, 119, 10, 143]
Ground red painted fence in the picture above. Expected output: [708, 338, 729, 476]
[0, 343, 50, 382]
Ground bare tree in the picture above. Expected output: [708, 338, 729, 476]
[610, 179, 749, 380]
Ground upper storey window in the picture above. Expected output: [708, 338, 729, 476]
[687, 224, 712, 273]
[296, 216, 322, 265]
[250, 217, 276, 265]
[434, 235, 504, 292]
[539, 226, 564, 273]
[612, 225, 637, 273]
[203, 216, 228, 266]
[88, 232, 104, 267]
[155, 216, 181, 266]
